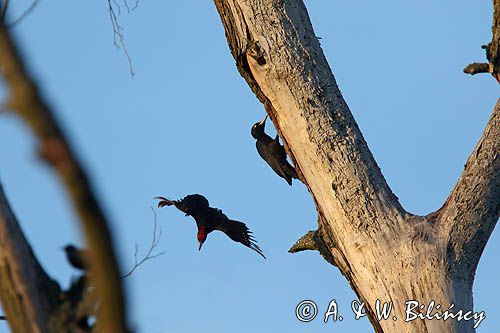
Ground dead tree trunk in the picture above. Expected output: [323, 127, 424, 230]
[213, 1, 499, 332]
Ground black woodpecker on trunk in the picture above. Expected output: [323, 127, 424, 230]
[251, 115, 298, 186]
[155, 194, 265, 259]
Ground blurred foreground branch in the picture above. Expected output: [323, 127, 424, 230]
[0, 20, 129, 333]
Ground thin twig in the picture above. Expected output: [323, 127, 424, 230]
[121, 207, 165, 278]
[6, 0, 39, 27]
[131, 0, 140, 11]
[107, 0, 135, 77]
[123, 0, 140, 13]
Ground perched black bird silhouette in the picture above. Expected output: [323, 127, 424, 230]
[155, 194, 266, 259]
[251, 115, 298, 186]
[62, 244, 87, 271]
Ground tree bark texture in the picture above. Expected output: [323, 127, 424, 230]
[213, 1, 499, 332]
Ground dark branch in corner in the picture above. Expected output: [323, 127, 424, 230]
[121, 207, 165, 279]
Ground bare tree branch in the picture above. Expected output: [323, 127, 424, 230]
[121, 207, 165, 279]
[0, 21, 129, 333]
[439, 100, 500, 275]
[0, 181, 61, 333]
[107, 0, 135, 76]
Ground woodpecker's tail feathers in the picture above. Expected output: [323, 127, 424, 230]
[214, 217, 266, 259]
[286, 163, 298, 180]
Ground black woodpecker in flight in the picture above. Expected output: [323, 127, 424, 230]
[155, 194, 265, 259]
[251, 115, 298, 186]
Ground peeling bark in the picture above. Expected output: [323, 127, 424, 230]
[213, 1, 499, 332]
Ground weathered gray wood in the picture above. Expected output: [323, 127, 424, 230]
[440, 105, 499, 277]
[213, 1, 499, 332]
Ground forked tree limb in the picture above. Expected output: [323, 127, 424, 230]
[0, 21, 129, 333]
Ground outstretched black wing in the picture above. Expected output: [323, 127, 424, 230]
[156, 194, 210, 216]
[210, 208, 266, 259]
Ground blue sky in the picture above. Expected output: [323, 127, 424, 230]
[0, 1, 498, 332]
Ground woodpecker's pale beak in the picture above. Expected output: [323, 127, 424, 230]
[258, 115, 268, 126]
[198, 241, 203, 251]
